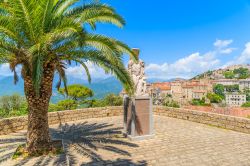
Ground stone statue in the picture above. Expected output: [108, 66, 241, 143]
[128, 49, 148, 96]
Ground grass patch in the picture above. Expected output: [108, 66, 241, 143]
[12, 142, 64, 160]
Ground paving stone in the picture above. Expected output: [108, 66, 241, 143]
[1, 116, 250, 166]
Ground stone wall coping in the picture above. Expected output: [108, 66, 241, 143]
[154, 106, 250, 122]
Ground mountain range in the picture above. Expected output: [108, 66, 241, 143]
[0, 75, 123, 103]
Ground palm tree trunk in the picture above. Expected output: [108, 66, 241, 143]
[24, 62, 55, 154]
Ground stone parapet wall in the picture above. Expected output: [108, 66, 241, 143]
[0, 106, 123, 135]
[154, 106, 250, 134]
[1, 106, 250, 135]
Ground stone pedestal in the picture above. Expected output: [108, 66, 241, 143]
[123, 96, 154, 141]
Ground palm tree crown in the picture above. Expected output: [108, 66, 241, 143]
[0, 0, 136, 94]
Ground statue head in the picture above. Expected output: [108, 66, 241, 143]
[140, 61, 145, 68]
[131, 48, 140, 61]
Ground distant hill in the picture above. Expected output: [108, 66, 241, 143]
[0, 76, 123, 103]
[147, 78, 180, 83]
[192, 64, 250, 80]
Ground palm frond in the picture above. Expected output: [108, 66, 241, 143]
[0, 0, 135, 96]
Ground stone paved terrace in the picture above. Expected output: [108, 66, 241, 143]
[1, 116, 250, 166]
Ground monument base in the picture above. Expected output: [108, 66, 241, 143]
[123, 96, 154, 141]
[127, 134, 154, 141]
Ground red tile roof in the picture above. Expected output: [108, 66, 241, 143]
[152, 82, 171, 91]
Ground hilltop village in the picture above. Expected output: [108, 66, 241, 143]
[149, 64, 250, 108]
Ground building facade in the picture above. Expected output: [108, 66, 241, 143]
[239, 79, 250, 91]
[225, 93, 246, 107]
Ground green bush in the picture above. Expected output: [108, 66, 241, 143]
[164, 100, 180, 108]
[224, 84, 239, 92]
[233, 67, 250, 79]
[242, 102, 250, 107]
[207, 93, 223, 103]
[0, 94, 28, 118]
[224, 71, 234, 79]
[92, 94, 123, 107]
[213, 84, 225, 99]
[191, 98, 210, 106]
[57, 99, 77, 110]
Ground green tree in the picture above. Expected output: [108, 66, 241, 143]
[0, 94, 28, 118]
[0, 0, 136, 154]
[242, 102, 250, 107]
[164, 100, 180, 108]
[57, 99, 77, 110]
[207, 93, 223, 103]
[224, 84, 239, 92]
[233, 67, 250, 79]
[59, 84, 93, 101]
[224, 71, 234, 79]
[92, 94, 123, 107]
[213, 84, 225, 99]
[243, 88, 250, 101]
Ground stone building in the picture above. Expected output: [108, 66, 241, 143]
[192, 90, 207, 100]
[225, 93, 246, 107]
[239, 79, 250, 91]
[211, 79, 239, 86]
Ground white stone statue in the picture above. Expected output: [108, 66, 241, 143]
[128, 49, 148, 96]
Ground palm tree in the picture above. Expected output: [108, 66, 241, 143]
[0, 0, 136, 154]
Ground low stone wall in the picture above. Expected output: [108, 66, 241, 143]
[2, 106, 250, 135]
[154, 106, 250, 134]
[0, 106, 123, 135]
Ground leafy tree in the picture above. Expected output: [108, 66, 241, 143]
[59, 84, 93, 101]
[0, 0, 136, 154]
[191, 98, 210, 106]
[92, 94, 123, 107]
[213, 84, 225, 99]
[207, 93, 223, 103]
[242, 102, 250, 107]
[164, 100, 180, 108]
[224, 84, 239, 92]
[233, 67, 250, 79]
[57, 99, 77, 110]
[243, 88, 250, 101]
[0, 94, 28, 118]
[224, 71, 234, 79]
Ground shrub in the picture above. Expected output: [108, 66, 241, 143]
[57, 99, 77, 110]
[191, 98, 210, 106]
[213, 84, 225, 99]
[164, 100, 180, 108]
[242, 102, 250, 107]
[92, 94, 123, 107]
[0, 94, 28, 118]
[224, 71, 234, 79]
[207, 93, 223, 103]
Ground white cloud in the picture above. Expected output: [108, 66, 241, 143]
[223, 42, 250, 68]
[145, 39, 237, 80]
[146, 52, 220, 79]
[0, 63, 12, 76]
[237, 42, 250, 63]
[214, 39, 236, 55]
[66, 62, 110, 80]
[214, 39, 233, 48]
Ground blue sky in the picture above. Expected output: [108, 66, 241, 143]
[79, 0, 250, 79]
[95, 0, 250, 61]
[1, 0, 250, 80]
